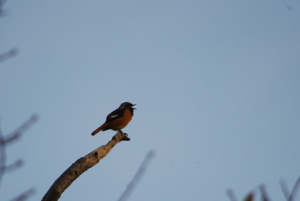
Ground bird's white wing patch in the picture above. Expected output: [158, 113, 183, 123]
[109, 114, 119, 119]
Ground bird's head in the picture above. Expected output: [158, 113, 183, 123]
[119, 102, 136, 110]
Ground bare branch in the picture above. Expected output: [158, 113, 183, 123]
[226, 189, 238, 201]
[259, 184, 270, 201]
[10, 188, 36, 201]
[288, 175, 300, 201]
[41, 131, 130, 201]
[0, 125, 7, 189]
[3, 114, 38, 146]
[117, 150, 155, 201]
[0, 0, 7, 17]
[2, 159, 23, 173]
[0, 0, 7, 8]
[0, 48, 18, 62]
[0, 114, 38, 190]
[280, 179, 290, 200]
[0, 8, 8, 17]
[1, 132, 21, 145]
[244, 192, 254, 201]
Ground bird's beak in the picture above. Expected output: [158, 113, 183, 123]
[132, 104, 136, 110]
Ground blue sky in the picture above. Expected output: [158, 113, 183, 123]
[1, 0, 300, 200]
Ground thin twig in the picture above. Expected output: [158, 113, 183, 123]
[10, 188, 36, 201]
[0, 0, 6, 8]
[0, 114, 38, 190]
[0, 48, 18, 62]
[244, 192, 254, 201]
[226, 189, 238, 201]
[280, 179, 290, 200]
[0, 0, 7, 17]
[5, 114, 38, 145]
[288, 176, 300, 201]
[1, 114, 38, 146]
[259, 184, 270, 201]
[2, 159, 23, 173]
[0, 124, 6, 189]
[117, 150, 155, 201]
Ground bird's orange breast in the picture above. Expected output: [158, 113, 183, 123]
[104, 109, 132, 131]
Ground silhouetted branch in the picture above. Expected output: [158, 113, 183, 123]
[0, 0, 7, 17]
[0, 127, 6, 188]
[226, 189, 238, 201]
[244, 191, 254, 201]
[0, 48, 18, 62]
[10, 188, 36, 201]
[0, 132, 21, 145]
[2, 159, 23, 173]
[4, 114, 38, 145]
[117, 150, 155, 201]
[228, 184, 270, 201]
[0, 0, 6, 9]
[42, 131, 130, 201]
[259, 184, 270, 201]
[288, 176, 300, 201]
[280, 179, 290, 200]
[0, 114, 38, 190]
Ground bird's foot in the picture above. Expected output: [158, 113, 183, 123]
[118, 130, 130, 141]
[118, 130, 128, 136]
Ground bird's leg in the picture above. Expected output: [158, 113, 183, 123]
[118, 129, 128, 137]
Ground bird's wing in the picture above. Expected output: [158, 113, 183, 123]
[105, 108, 125, 123]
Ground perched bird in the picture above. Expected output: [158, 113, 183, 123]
[91, 102, 136, 136]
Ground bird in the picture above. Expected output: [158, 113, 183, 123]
[91, 102, 136, 136]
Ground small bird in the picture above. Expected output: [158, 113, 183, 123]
[91, 102, 136, 136]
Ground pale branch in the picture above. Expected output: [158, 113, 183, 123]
[117, 150, 155, 201]
[41, 131, 130, 201]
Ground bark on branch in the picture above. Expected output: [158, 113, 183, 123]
[41, 131, 130, 201]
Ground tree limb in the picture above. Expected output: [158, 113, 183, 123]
[41, 131, 130, 201]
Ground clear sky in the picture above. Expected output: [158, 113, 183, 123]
[1, 1, 300, 201]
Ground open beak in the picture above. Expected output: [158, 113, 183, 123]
[132, 104, 136, 110]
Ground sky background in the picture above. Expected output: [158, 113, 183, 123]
[0, 0, 300, 201]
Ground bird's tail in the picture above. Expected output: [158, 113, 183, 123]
[91, 126, 103, 136]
